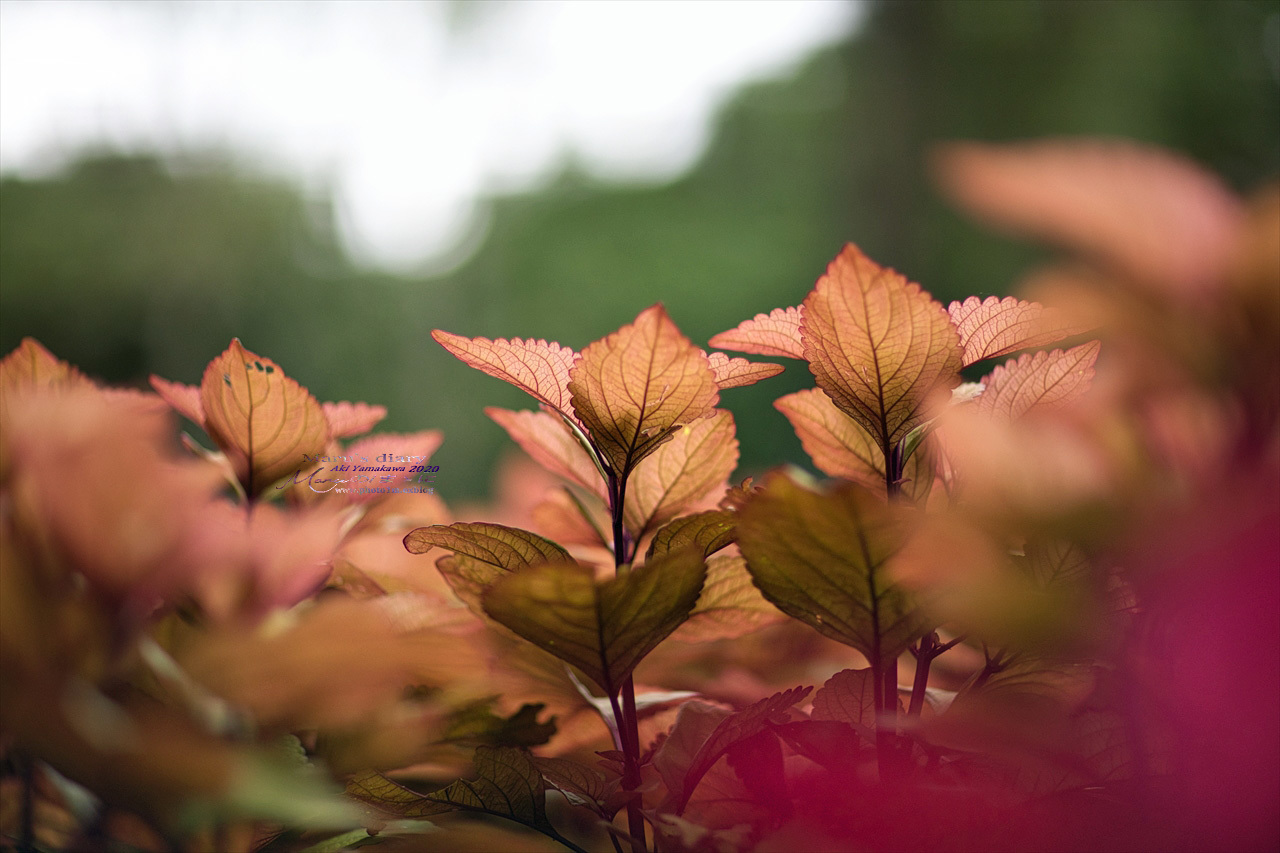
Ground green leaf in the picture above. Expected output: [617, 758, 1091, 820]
[736, 470, 926, 666]
[403, 522, 571, 568]
[481, 549, 706, 698]
[568, 304, 719, 478]
[645, 511, 737, 562]
[801, 245, 962, 455]
[349, 748, 557, 839]
[441, 702, 557, 749]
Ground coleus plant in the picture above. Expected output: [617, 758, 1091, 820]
[356, 261, 1104, 851]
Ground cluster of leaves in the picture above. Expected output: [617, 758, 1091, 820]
[2, 137, 1277, 853]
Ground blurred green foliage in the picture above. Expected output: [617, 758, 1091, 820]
[2, 0, 1277, 499]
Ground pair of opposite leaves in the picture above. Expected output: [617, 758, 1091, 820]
[424, 245, 1098, 682]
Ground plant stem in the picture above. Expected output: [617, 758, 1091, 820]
[908, 633, 937, 718]
[607, 470, 646, 853]
[18, 752, 35, 853]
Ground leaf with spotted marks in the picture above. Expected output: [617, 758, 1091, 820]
[199, 339, 329, 496]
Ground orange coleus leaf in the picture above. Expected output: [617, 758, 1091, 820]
[486, 407, 606, 498]
[736, 470, 925, 666]
[672, 553, 785, 643]
[481, 548, 706, 699]
[801, 245, 962, 455]
[568, 304, 719, 478]
[709, 306, 805, 359]
[0, 337, 86, 396]
[197, 339, 330, 497]
[932, 138, 1245, 297]
[432, 330, 579, 420]
[623, 410, 738, 543]
[775, 389, 933, 500]
[977, 341, 1101, 419]
[705, 352, 784, 389]
[947, 295, 1092, 366]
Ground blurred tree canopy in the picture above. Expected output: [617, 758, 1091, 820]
[2, 0, 1277, 498]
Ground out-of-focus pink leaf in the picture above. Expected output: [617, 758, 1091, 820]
[933, 139, 1245, 297]
[322, 401, 388, 438]
[709, 306, 805, 359]
[486, 407, 606, 498]
[148, 376, 206, 426]
[947, 295, 1092, 366]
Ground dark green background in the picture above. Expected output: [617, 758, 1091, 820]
[3, 0, 1277, 499]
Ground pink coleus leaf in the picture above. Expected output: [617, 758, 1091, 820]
[432, 331, 579, 420]
[337, 430, 444, 501]
[486, 407, 606, 498]
[977, 341, 1102, 419]
[568, 305, 719, 478]
[623, 409, 738, 543]
[708, 306, 805, 359]
[149, 376, 205, 426]
[802, 244, 963, 453]
[322, 401, 388, 439]
[199, 339, 330, 497]
[947, 295, 1093, 366]
[932, 138, 1245, 297]
[705, 352, 784, 389]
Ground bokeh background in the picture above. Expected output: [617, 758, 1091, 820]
[2, 0, 1278, 500]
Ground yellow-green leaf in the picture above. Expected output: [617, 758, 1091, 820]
[481, 549, 706, 698]
[736, 470, 925, 665]
[801, 245, 962, 454]
[568, 305, 719, 478]
[624, 410, 738, 542]
[199, 339, 329, 496]
[645, 511, 737, 562]
[404, 522, 571, 568]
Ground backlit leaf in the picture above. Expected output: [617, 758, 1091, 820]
[481, 548, 705, 698]
[811, 667, 888, 732]
[0, 337, 85, 394]
[670, 686, 810, 813]
[349, 747, 553, 833]
[932, 139, 1245, 297]
[1025, 538, 1091, 589]
[705, 352, 784, 389]
[432, 331, 579, 419]
[568, 305, 719, 477]
[404, 522, 571, 569]
[645, 511, 737, 562]
[801, 245, 963, 453]
[976, 342, 1101, 419]
[947, 295, 1092, 366]
[532, 756, 612, 817]
[708, 306, 806, 359]
[199, 339, 330, 496]
[775, 388, 884, 487]
[623, 410, 738, 542]
[486, 407, 606, 498]
[434, 555, 509, 616]
[736, 471, 925, 664]
[322, 401, 388, 438]
[673, 553, 785, 643]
